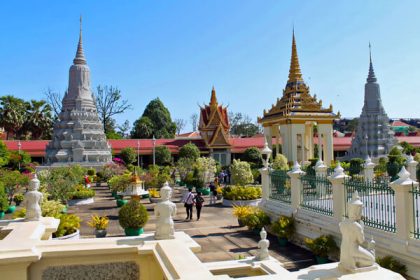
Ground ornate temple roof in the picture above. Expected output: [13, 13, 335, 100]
[198, 87, 231, 149]
[258, 31, 339, 125]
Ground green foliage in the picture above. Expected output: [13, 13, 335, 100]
[272, 154, 289, 170]
[242, 208, 270, 230]
[230, 159, 253, 186]
[0, 170, 29, 203]
[118, 200, 149, 229]
[179, 143, 200, 160]
[53, 214, 81, 238]
[271, 216, 295, 239]
[176, 157, 195, 181]
[0, 183, 9, 212]
[229, 112, 262, 137]
[349, 158, 364, 176]
[106, 131, 123, 139]
[195, 157, 217, 184]
[0, 140, 10, 167]
[0, 95, 27, 139]
[120, 147, 137, 165]
[376, 256, 407, 277]
[13, 193, 24, 204]
[304, 235, 338, 258]
[388, 146, 406, 165]
[8, 150, 31, 170]
[101, 163, 127, 181]
[69, 185, 95, 199]
[108, 173, 132, 193]
[41, 200, 66, 217]
[222, 185, 262, 200]
[155, 145, 172, 165]
[242, 147, 262, 166]
[400, 141, 415, 155]
[131, 98, 176, 139]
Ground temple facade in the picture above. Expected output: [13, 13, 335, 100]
[198, 87, 231, 166]
[346, 46, 397, 159]
[45, 19, 112, 167]
[258, 32, 338, 165]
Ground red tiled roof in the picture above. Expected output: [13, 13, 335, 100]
[4, 135, 420, 156]
[391, 120, 410, 127]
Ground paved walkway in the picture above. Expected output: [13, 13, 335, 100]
[67, 184, 316, 270]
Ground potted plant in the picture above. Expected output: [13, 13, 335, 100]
[304, 234, 338, 264]
[119, 200, 149, 236]
[108, 174, 132, 199]
[242, 208, 270, 234]
[271, 216, 295, 246]
[148, 188, 161, 203]
[68, 185, 95, 206]
[216, 186, 223, 200]
[88, 214, 109, 238]
[53, 214, 81, 239]
[13, 193, 24, 206]
[116, 195, 129, 207]
[232, 205, 253, 227]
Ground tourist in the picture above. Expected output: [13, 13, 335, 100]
[209, 181, 217, 205]
[182, 188, 195, 221]
[219, 171, 225, 184]
[84, 175, 91, 189]
[194, 192, 204, 221]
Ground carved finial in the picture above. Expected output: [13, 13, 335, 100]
[367, 42, 377, 83]
[397, 166, 410, 180]
[73, 16, 87, 65]
[287, 29, 303, 83]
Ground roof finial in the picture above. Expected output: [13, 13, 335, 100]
[73, 15, 87, 65]
[367, 42, 377, 83]
[210, 86, 218, 106]
[287, 29, 303, 84]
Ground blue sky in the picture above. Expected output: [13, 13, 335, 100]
[1, 1, 419, 132]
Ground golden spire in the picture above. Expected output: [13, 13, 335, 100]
[287, 30, 303, 83]
[210, 86, 218, 107]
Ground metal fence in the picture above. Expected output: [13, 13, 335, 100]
[411, 184, 420, 239]
[269, 170, 291, 204]
[344, 177, 396, 232]
[300, 174, 333, 216]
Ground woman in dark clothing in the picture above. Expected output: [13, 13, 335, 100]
[194, 192, 205, 221]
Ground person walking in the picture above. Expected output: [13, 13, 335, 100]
[182, 188, 195, 221]
[194, 192, 205, 221]
[209, 181, 217, 205]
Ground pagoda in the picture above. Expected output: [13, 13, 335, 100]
[258, 31, 339, 165]
[198, 87, 231, 166]
[45, 18, 112, 167]
[346, 45, 397, 159]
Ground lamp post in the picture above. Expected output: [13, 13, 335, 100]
[365, 134, 369, 158]
[137, 140, 140, 168]
[17, 140, 22, 171]
[261, 138, 272, 169]
[152, 135, 156, 166]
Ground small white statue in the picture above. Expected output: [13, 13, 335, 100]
[24, 174, 43, 221]
[339, 191, 376, 272]
[154, 182, 177, 240]
[255, 228, 270, 261]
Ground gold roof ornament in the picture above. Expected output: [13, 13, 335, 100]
[210, 86, 218, 107]
[259, 30, 338, 125]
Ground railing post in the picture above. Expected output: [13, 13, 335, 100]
[287, 161, 305, 211]
[315, 159, 327, 177]
[406, 155, 418, 182]
[328, 162, 350, 221]
[260, 167, 270, 201]
[363, 156, 375, 183]
[390, 166, 419, 239]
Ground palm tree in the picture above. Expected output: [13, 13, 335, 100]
[24, 100, 53, 140]
[0, 96, 27, 139]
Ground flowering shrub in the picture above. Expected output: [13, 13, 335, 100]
[230, 159, 253, 186]
[222, 185, 261, 200]
[113, 157, 125, 165]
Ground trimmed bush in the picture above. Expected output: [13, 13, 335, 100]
[376, 256, 407, 277]
[222, 185, 262, 200]
[53, 214, 81, 238]
[69, 185, 95, 199]
[230, 159, 253, 186]
[179, 143, 200, 160]
[119, 200, 149, 229]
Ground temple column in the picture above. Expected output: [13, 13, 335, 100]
[319, 123, 334, 166]
[279, 124, 290, 161]
[275, 125, 280, 156]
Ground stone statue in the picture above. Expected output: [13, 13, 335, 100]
[255, 228, 270, 261]
[24, 174, 43, 221]
[154, 182, 176, 240]
[339, 191, 376, 272]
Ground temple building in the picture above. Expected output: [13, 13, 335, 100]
[45, 19, 112, 167]
[258, 32, 339, 165]
[346, 46, 397, 159]
[198, 87, 231, 166]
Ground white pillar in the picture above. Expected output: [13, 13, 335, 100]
[260, 167, 270, 201]
[390, 167, 419, 240]
[406, 155, 418, 182]
[328, 162, 350, 221]
[363, 156, 375, 183]
[315, 161, 328, 177]
[287, 161, 305, 211]
[319, 124, 334, 166]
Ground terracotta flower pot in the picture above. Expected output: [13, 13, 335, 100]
[124, 227, 144, 236]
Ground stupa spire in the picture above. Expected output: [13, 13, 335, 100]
[287, 29, 303, 83]
[210, 86, 218, 106]
[367, 42, 377, 83]
[73, 16, 87, 65]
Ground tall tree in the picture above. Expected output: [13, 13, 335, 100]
[94, 85, 132, 134]
[131, 98, 176, 139]
[43, 88, 63, 118]
[174, 118, 186, 135]
[117, 120, 131, 138]
[24, 100, 53, 139]
[228, 112, 261, 137]
[190, 113, 198, 131]
[0, 96, 27, 139]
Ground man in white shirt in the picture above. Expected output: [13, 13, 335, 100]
[182, 188, 195, 221]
